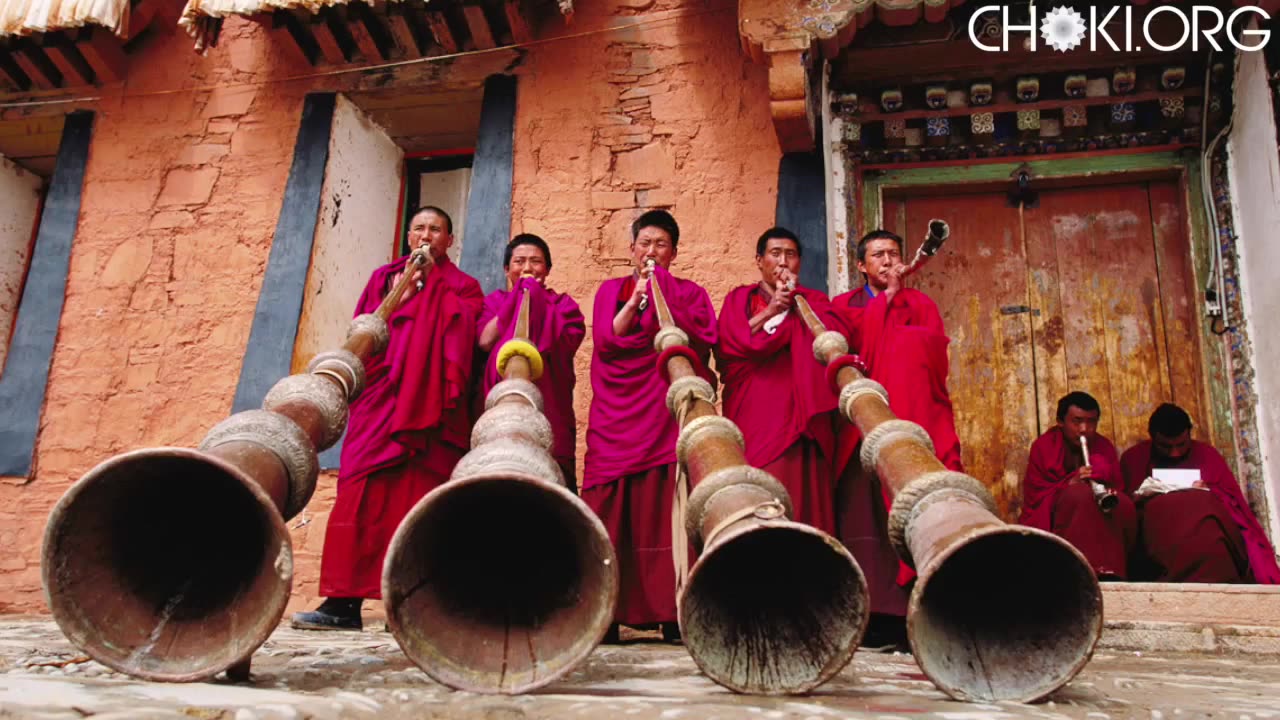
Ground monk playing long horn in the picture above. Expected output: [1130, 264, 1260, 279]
[584, 209, 717, 643]
[293, 205, 484, 631]
[715, 226, 845, 535]
[795, 270, 1103, 703]
[477, 234, 585, 493]
[829, 227, 963, 648]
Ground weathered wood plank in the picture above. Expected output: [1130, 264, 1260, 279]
[41, 35, 94, 87]
[1149, 180, 1207, 435]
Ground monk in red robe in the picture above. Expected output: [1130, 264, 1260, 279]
[1021, 391, 1137, 580]
[716, 227, 841, 535]
[1120, 403, 1280, 584]
[584, 210, 717, 642]
[477, 234, 585, 493]
[829, 229, 962, 644]
[292, 206, 484, 630]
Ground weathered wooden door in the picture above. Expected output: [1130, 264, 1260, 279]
[882, 179, 1203, 520]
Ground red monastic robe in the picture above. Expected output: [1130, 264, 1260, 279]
[1021, 427, 1137, 579]
[829, 285, 963, 609]
[320, 256, 484, 599]
[477, 278, 585, 488]
[715, 284, 842, 535]
[583, 266, 717, 625]
[1120, 440, 1280, 584]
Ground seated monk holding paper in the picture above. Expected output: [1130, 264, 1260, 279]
[1020, 391, 1137, 580]
[583, 210, 717, 642]
[1121, 403, 1280, 584]
[293, 206, 484, 630]
[829, 229, 962, 642]
[477, 234, 585, 493]
[716, 227, 842, 535]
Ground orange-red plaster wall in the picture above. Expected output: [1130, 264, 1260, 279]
[510, 0, 782, 473]
[0, 0, 781, 616]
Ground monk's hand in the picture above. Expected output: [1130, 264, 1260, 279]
[885, 263, 906, 299]
[1070, 465, 1096, 484]
[628, 277, 648, 309]
[771, 284, 795, 315]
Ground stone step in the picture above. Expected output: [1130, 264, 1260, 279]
[1103, 582, 1280, 626]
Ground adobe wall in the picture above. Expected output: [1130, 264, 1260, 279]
[0, 0, 781, 614]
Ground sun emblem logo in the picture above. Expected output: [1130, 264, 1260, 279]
[1040, 6, 1086, 52]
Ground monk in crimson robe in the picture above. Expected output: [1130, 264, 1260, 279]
[584, 210, 717, 643]
[1120, 403, 1280, 584]
[829, 229, 963, 644]
[477, 234, 585, 493]
[1021, 391, 1137, 579]
[716, 227, 841, 535]
[292, 207, 484, 630]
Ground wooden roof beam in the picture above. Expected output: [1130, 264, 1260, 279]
[12, 39, 62, 89]
[74, 26, 126, 83]
[425, 11, 457, 54]
[504, 0, 532, 44]
[0, 47, 32, 91]
[42, 34, 95, 87]
[461, 5, 495, 50]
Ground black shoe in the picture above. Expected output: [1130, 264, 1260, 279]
[291, 598, 363, 631]
[661, 623, 682, 643]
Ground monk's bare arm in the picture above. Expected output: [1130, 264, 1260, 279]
[612, 280, 646, 335]
[478, 316, 502, 351]
[747, 308, 776, 334]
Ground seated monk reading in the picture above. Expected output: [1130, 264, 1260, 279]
[829, 229, 962, 644]
[1120, 403, 1280, 584]
[293, 206, 484, 630]
[477, 234, 585, 493]
[716, 227, 842, 535]
[583, 210, 717, 643]
[1021, 391, 1137, 580]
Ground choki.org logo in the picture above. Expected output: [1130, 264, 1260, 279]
[969, 4, 1270, 52]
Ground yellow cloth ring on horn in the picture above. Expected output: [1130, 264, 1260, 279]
[495, 339, 545, 381]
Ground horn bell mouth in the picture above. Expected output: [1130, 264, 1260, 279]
[908, 524, 1102, 703]
[383, 473, 619, 694]
[679, 520, 869, 694]
[42, 448, 293, 682]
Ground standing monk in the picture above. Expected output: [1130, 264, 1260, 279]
[583, 210, 717, 642]
[1120, 403, 1280, 583]
[292, 206, 484, 630]
[829, 229, 962, 642]
[477, 234, 585, 493]
[1021, 391, 1137, 580]
[716, 227, 841, 535]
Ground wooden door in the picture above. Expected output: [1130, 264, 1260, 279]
[882, 192, 1040, 519]
[880, 178, 1203, 520]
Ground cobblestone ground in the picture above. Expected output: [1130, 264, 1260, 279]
[1, 619, 1278, 719]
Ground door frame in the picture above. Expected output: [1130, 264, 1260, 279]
[840, 150, 1270, 540]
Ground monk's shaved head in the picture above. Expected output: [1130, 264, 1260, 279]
[1149, 403, 1192, 438]
[1057, 391, 1100, 422]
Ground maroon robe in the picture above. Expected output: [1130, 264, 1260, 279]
[583, 266, 716, 625]
[477, 278, 585, 486]
[1120, 440, 1280, 584]
[716, 284, 841, 535]
[1021, 427, 1137, 578]
[830, 284, 962, 600]
[320, 256, 483, 599]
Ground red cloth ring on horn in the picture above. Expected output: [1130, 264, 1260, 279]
[656, 345, 717, 387]
[825, 353, 869, 395]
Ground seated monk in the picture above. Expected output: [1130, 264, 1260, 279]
[477, 234, 585, 493]
[1021, 391, 1137, 580]
[829, 229, 963, 642]
[583, 210, 717, 642]
[293, 206, 484, 630]
[1121, 403, 1280, 584]
[716, 227, 842, 535]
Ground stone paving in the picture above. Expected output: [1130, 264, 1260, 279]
[1, 618, 1278, 719]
